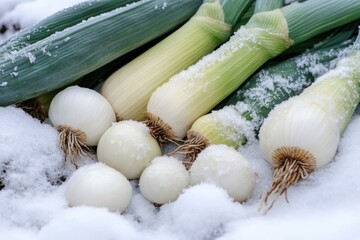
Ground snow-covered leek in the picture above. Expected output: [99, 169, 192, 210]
[139, 156, 190, 205]
[146, 0, 360, 144]
[97, 121, 162, 180]
[259, 31, 360, 210]
[190, 144, 256, 202]
[66, 163, 132, 213]
[48, 86, 116, 167]
[173, 40, 353, 162]
[101, 0, 254, 121]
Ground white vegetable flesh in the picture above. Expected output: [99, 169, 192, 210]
[190, 144, 256, 202]
[139, 156, 190, 205]
[97, 121, 162, 180]
[49, 86, 116, 146]
[66, 163, 132, 213]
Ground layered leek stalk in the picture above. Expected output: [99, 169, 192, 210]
[259, 30, 360, 210]
[145, 0, 360, 144]
[101, 0, 254, 121]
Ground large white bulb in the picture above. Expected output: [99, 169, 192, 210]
[49, 86, 116, 146]
[65, 163, 132, 213]
[97, 121, 162, 179]
[139, 156, 190, 205]
[259, 98, 340, 168]
[190, 144, 256, 202]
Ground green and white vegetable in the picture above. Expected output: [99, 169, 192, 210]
[97, 121, 162, 180]
[0, 0, 202, 106]
[173, 38, 354, 162]
[49, 86, 116, 167]
[66, 163, 132, 213]
[259, 30, 360, 210]
[101, 0, 254, 121]
[190, 144, 256, 202]
[139, 156, 190, 205]
[145, 0, 360, 144]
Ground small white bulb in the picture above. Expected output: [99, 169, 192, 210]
[65, 163, 132, 213]
[190, 144, 256, 202]
[97, 121, 162, 179]
[49, 86, 116, 146]
[139, 156, 190, 205]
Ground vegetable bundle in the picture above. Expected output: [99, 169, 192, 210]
[145, 0, 360, 144]
[1, 0, 360, 215]
[174, 35, 355, 162]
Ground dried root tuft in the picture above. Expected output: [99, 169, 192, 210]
[169, 131, 209, 169]
[57, 125, 94, 168]
[144, 112, 179, 146]
[17, 99, 47, 122]
[262, 146, 316, 213]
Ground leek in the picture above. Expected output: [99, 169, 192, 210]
[259, 29, 360, 211]
[101, 0, 254, 121]
[146, 0, 360, 144]
[173, 38, 353, 162]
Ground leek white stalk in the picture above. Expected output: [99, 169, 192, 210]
[101, 0, 253, 121]
[190, 144, 256, 202]
[146, 9, 291, 143]
[97, 121, 162, 180]
[259, 34, 360, 210]
[139, 156, 190, 205]
[66, 163, 132, 213]
[145, 0, 360, 144]
[48, 86, 116, 167]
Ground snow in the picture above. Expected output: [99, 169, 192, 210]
[1, 103, 360, 239]
[1, 1, 359, 239]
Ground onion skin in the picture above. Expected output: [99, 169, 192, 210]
[65, 163, 132, 213]
[97, 121, 162, 179]
[139, 156, 190, 205]
[190, 144, 256, 202]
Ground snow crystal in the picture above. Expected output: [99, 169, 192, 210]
[25, 52, 36, 63]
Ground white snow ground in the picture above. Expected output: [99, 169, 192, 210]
[1, 1, 360, 239]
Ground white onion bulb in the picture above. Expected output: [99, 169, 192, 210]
[65, 163, 132, 213]
[97, 120, 162, 179]
[49, 86, 116, 146]
[259, 98, 340, 168]
[190, 144, 256, 202]
[139, 156, 190, 204]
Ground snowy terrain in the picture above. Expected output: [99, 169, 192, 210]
[1, 104, 360, 240]
[1, 1, 360, 240]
